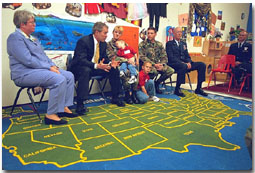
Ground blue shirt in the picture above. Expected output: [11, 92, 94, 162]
[7, 29, 55, 80]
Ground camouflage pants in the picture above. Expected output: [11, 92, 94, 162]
[120, 69, 138, 91]
[149, 64, 174, 79]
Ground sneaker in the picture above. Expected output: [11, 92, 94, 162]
[152, 96, 160, 102]
[120, 71, 125, 77]
[128, 76, 137, 84]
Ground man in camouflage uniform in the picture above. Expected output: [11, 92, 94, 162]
[139, 27, 174, 94]
[107, 26, 139, 104]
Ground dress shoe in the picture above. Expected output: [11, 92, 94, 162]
[111, 98, 126, 107]
[58, 112, 78, 118]
[124, 91, 133, 104]
[195, 89, 208, 96]
[44, 116, 68, 125]
[125, 97, 133, 104]
[131, 91, 139, 104]
[75, 104, 88, 115]
[174, 89, 185, 97]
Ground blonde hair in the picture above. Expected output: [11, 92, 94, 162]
[116, 40, 125, 44]
[143, 61, 152, 67]
[113, 26, 124, 35]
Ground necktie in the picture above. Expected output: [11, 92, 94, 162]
[94, 43, 100, 64]
[238, 42, 242, 48]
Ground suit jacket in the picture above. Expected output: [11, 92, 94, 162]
[70, 34, 109, 74]
[166, 40, 192, 65]
[7, 29, 55, 80]
[228, 41, 252, 63]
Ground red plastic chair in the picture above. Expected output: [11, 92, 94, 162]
[207, 55, 236, 92]
[239, 73, 252, 95]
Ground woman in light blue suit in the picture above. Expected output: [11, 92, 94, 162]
[7, 10, 76, 125]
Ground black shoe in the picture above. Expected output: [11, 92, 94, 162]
[124, 91, 133, 104]
[75, 104, 88, 115]
[174, 89, 185, 97]
[195, 89, 208, 96]
[58, 112, 78, 118]
[125, 97, 133, 104]
[131, 91, 139, 104]
[44, 116, 68, 125]
[111, 98, 126, 107]
[155, 84, 163, 94]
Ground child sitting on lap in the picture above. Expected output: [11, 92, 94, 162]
[116, 40, 139, 84]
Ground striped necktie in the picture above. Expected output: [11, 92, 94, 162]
[94, 43, 100, 64]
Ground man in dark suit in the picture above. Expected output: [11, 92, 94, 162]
[228, 30, 252, 84]
[70, 22, 125, 115]
[166, 27, 207, 97]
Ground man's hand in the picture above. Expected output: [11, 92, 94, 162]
[186, 62, 192, 69]
[235, 61, 241, 66]
[155, 63, 163, 71]
[97, 58, 111, 72]
[50, 66, 60, 74]
[111, 57, 120, 69]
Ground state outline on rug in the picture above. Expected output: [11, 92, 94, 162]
[2, 91, 252, 168]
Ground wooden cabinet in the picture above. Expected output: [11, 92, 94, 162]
[187, 53, 214, 83]
[202, 40, 235, 82]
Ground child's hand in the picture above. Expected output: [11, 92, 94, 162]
[128, 59, 135, 66]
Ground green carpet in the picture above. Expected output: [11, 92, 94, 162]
[2, 91, 252, 168]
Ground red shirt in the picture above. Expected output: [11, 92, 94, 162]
[137, 70, 150, 89]
[117, 46, 136, 59]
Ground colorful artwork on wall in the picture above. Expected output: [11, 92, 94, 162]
[32, 15, 94, 51]
[2, 3, 22, 10]
[166, 26, 175, 42]
[221, 21, 225, 31]
[211, 12, 217, 25]
[32, 3, 51, 10]
[193, 36, 202, 47]
[217, 11, 222, 20]
[178, 13, 189, 27]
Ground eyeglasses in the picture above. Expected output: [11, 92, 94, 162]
[26, 21, 36, 25]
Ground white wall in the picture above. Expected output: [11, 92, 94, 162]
[1, 3, 250, 107]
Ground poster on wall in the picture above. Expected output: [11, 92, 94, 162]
[217, 11, 222, 20]
[193, 36, 202, 47]
[166, 26, 175, 42]
[211, 12, 217, 25]
[178, 13, 189, 27]
[220, 21, 225, 31]
[2, 3, 22, 10]
[32, 15, 94, 51]
[182, 27, 187, 42]
[210, 24, 215, 37]
[32, 3, 51, 10]
[65, 3, 82, 17]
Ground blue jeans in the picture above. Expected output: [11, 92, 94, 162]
[136, 79, 156, 104]
[120, 62, 137, 76]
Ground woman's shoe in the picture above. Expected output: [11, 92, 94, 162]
[44, 116, 68, 125]
[58, 112, 78, 118]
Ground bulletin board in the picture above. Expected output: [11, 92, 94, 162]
[119, 26, 139, 53]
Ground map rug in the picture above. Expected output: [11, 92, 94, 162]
[2, 90, 252, 170]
